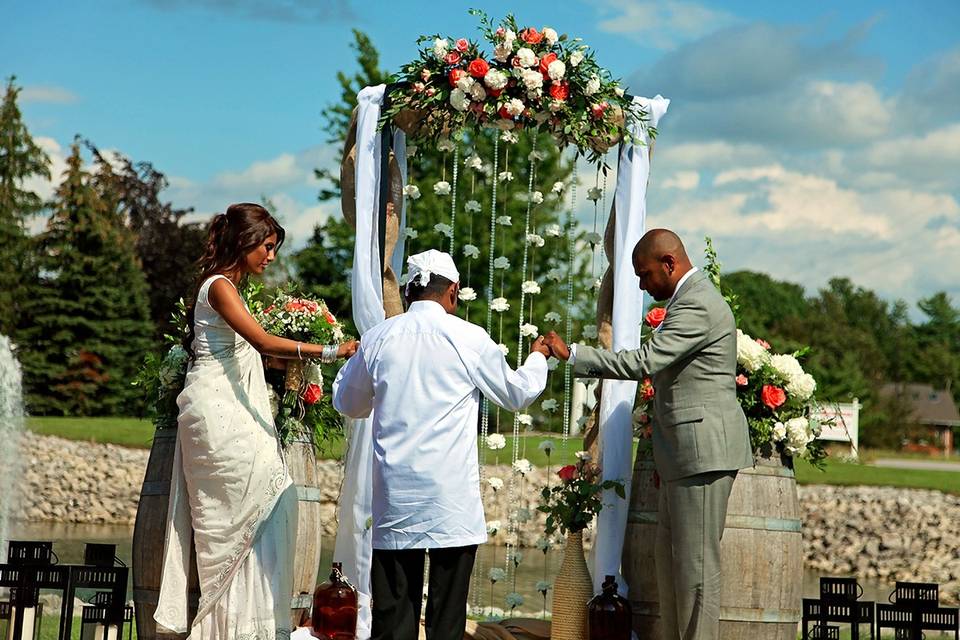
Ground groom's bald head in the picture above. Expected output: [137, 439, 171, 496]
[632, 229, 694, 301]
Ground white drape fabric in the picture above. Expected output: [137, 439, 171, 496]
[156, 274, 297, 640]
[334, 84, 407, 640]
[591, 95, 670, 595]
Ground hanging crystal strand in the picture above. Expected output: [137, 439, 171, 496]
[465, 157, 478, 323]
[599, 157, 610, 277]
[562, 161, 579, 456]
[448, 139, 461, 254]
[474, 134, 499, 617]
[591, 165, 601, 281]
[504, 141, 538, 589]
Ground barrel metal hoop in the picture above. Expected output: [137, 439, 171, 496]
[153, 428, 178, 439]
[296, 486, 323, 502]
[633, 601, 801, 623]
[628, 511, 801, 532]
[141, 481, 171, 496]
[634, 461, 796, 479]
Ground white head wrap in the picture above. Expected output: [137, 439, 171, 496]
[405, 249, 460, 292]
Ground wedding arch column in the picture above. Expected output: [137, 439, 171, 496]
[334, 84, 407, 640]
[591, 95, 669, 594]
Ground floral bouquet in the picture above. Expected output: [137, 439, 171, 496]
[537, 452, 625, 536]
[381, 10, 646, 161]
[255, 290, 347, 449]
[134, 299, 190, 429]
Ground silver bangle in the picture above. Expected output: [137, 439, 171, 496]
[321, 344, 338, 364]
[296, 343, 303, 360]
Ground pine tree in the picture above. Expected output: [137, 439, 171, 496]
[0, 76, 51, 337]
[21, 141, 153, 415]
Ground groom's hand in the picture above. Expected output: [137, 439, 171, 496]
[543, 331, 570, 361]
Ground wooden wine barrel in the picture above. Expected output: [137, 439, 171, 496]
[132, 426, 199, 640]
[623, 455, 803, 640]
[132, 428, 325, 637]
[286, 434, 323, 628]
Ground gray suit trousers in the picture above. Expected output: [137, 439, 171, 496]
[656, 470, 737, 640]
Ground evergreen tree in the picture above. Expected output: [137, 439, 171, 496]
[0, 76, 51, 337]
[21, 141, 153, 415]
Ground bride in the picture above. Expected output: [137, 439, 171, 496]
[155, 203, 357, 640]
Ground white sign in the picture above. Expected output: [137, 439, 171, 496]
[811, 400, 861, 458]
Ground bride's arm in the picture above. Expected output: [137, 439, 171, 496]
[208, 278, 357, 359]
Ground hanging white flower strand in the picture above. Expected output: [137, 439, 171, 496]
[562, 161, 579, 455]
[447, 137, 461, 254]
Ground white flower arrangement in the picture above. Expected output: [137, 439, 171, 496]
[521, 280, 541, 294]
[433, 180, 451, 195]
[487, 520, 502, 535]
[516, 47, 537, 67]
[505, 592, 524, 609]
[551, 181, 565, 193]
[575, 450, 592, 462]
[536, 580, 552, 593]
[582, 324, 599, 339]
[486, 433, 507, 450]
[463, 243, 480, 259]
[517, 413, 533, 426]
[487, 476, 504, 491]
[528, 150, 546, 162]
[535, 537, 552, 552]
[736, 329, 771, 373]
[404, 228, 418, 240]
[449, 88, 470, 112]
[434, 223, 453, 238]
[544, 311, 562, 323]
[543, 27, 558, 45]
[464, 199, 482, 213]
[538, 439, 556, 454]
[584, 74, 601, 95]
[548, 59, 566, 81]
[512, 458, 533, 475]
[531, 191, 544, 205]
[544, 223, 563, 237]
[520, 323, 539, 338]
[498, 170, 514, 182]
[490, 297, 510, 312]
[403, 184, 421, 199]
[586, 186, 603, 201]
[546, 356, 560, 371]
[497, 343, 509, 356]
[496, 215, 512, 226]
[489, 567, 507, 583]
[465, 154, 484, 170]
[546, 268, 564, 282]
[436, 138, 456, 152]
[433, 37, 448, 59]
[585, 231, 603, 245]
[500, 130, 518, 144]
[458, 287, 477, 301]
[493, 256, 510, 269]
[526, 233, 544, 247]
[541, 398, 559, 413]
[569, 50, 584, 67]
[484, 68, 508, 90]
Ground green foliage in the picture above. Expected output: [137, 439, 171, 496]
[537, 455, 625, 535]
[0, 76, 51, 338]
[20, 141, 154, 415]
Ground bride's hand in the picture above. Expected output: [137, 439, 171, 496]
[337, 340, 360, 359]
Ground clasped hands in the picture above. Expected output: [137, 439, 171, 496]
[530, 331, 570, 361]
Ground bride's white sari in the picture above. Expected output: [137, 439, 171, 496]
[156, 274, 298, 640]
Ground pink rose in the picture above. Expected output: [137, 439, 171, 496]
[456, 38, 469, 52]
[645, 307, 666, 328]
[736, 374, 749, 387]
[302, 383, 323, 405]
[761, 385, 786, 410]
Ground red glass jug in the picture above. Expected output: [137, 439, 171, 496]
[588, 574, 632, 640]
[312, 562, 358, 640]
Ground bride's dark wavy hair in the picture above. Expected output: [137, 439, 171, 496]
[182, 203, 285, 359]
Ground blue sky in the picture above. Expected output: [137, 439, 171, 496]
[4, 0, 960, 309]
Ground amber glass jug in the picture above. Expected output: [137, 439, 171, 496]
[587, 574, 632, 640]
[312, 562, 358, 640]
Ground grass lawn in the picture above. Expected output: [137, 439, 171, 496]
[795, 456, 960, 495]
[26, 416, 155, 449]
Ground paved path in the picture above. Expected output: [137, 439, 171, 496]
[872, 458, 960, 472]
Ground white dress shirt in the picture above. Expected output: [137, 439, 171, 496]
[569, 267, 699, 364]
[333, 300, 548, 550]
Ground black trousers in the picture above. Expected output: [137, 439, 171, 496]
[370, 545, 477, 640]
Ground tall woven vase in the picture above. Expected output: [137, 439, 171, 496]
[551, 530, 593, 640]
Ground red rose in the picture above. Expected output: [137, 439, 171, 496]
[467, 58, 489, 78]
[736, 374, 749, 387]
[498, 105, 511, 119]
[448, 68, 466, 87]
[539, 52, 557, 77]
[445, 51, 462, 65]
[645, 307, 666, 328]
[591, 101, 609, 119]
[520, 27, 543, 44]
[641, 377, 655, 400]
[456, 38, 469, 52]
[323, 310, 336, 324]
[761, 385, 786, 410]
[302, 383, 323, 405]
[638, 412, 650, 425]
[557, 465, 578, 483]
[264, 304, 275, 314]
[487, 87, 503, 98]
[548, 81, 569, 101]
[756, 338, 771, 350]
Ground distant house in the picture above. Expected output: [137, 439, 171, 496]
[881, 383, 960, 456]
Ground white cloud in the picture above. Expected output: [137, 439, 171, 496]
[212, 153, 308, 191]
[866, 122, 960, 170]
[595, 0, 738, 50]
[661, 170, 699, 190]
[20, 85, 78, 104]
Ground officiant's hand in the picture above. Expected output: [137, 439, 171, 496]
[337, 340, 360, 359]
[543, 331, 570, 361]
[530, 336, 550, 357]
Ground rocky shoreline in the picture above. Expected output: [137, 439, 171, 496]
[13, 434, 960, 601]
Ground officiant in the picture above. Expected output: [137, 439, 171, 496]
[333, 249, 551, 640]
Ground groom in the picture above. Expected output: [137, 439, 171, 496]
[544, 229, 752, 640]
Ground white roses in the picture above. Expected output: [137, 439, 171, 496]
[736, 329, 771, 373]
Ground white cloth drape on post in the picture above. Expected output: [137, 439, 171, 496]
[333, 84, 406, 640]
[591, 95, 669, 595]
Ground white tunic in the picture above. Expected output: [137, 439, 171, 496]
[333, 300, 548, 550]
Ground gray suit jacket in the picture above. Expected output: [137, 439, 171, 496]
[573, 270, 753, 481]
